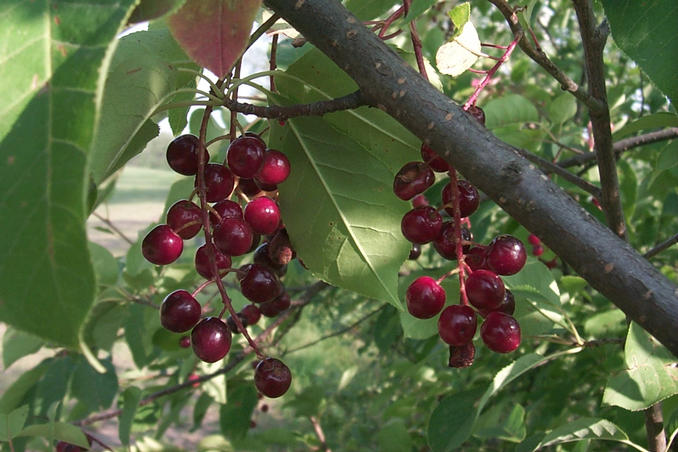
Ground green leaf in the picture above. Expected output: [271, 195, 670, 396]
[405, 0, 437, 22]
[473, 402, 526, 443]
[219, 381, 257, 440]
[88, 242, 119, 287]
[71, 358, 118, 411]
[119, 386, 143, 446]
[484, 94, 539, 129]
[0, 0, 137, 349]
[427, 388, 483, 452]
[201, 361, 228, 405]
[18, 422, 89, 448]
[377, 418, 413, 452]
[34, 356, 75, 417]
[168, 0, 262, 78]
[529, 418, 646, 451]
[548, 93, 577, 125]
[270, 114, 410, 308]
[0, 405, 29, 441]
[129, 0, 187, 23]
[0, 363, 48, 413]
[345, 0, 397, 20]
[602, 0, 678, 106]
[2, 328, 43, 369]
[192, 393, 213, 430]
[618, 159, 638, 220]
[448, 2, 471, 39]
[613, 112, 678, 139]
[124, 303, 157, 368]
[583, 309, 627, 337]
[603, 322, 678, 411]
[89, 27, 198, 183]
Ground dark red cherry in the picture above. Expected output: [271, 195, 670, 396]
[438, 305, 477, 346]
[406, 276, 446, 319]
[227, 136, 266, 178]
[411, 194, 429, 208]
[179, 336, 191, 348]
[532, 244, 544, 257]
[528, 234, 541, 246]
[160, 290, 201, 333]
[268, 229, 295, 267]
[255, 149, 291, 186]
[238, 264, 283, 304]
[191, 317, 232, 362]
[244, 197, 281, 235]
[166, 200, 202, 239]
[465, 246, 488, 271]
[244, 132, 267, 146]
[194, 244, 232, 279]
[241, 304, 262, 325]
[198, 164, 235, 202]
[213, 217, 253, 256]
[254, 357, 292, 398]
[56, 441, 87, 452]
[166, 134, 208, 175]
[465, 269, 505, 311]
[481, 312, 521, 353]
[237, 178, 263, 197]
[401, 206, 443, 244]
[393, 161, 435, 201]
[258, 299, 281, 317]
[255, 179, 278, 192]
[448, 342, 476, 368]
[442, 180, 479, 218]
[227, 313, 248, 334]
[408, 243, 422, 260]
[480, 289, 516, 317]
[209, 199, 243, 226]
[433, 223, 472, 260]
[420, 144, 449, 172]
[142, 224, 183, 265]
[253, 243, 285, 272]
[270, 291, 291, 312]
[486, 235, 527, 276]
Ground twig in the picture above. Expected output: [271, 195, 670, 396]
[270, 33, 279, 92]
[486, 0, 605, 114]
[309, 416, 331, 452]
[558, 128, 678, 168]
[222, 90, 366, 120]
[644, 232, 678, 260]
[645, 402, 667, 452]
[513, 147, 602, 199]
[91, 212, 134, 246]
[285, 303, 385, 354]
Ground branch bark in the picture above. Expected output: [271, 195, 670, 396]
[263, 0, 678, 357]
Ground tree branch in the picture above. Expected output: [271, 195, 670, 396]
[223, 90, 366, 119]
[264, 0, 678, 357]
[645, 402, 667, 452]
[644, 232, 678, 260]
[486, 0, 606, 114]
[558, 128, 678, 168]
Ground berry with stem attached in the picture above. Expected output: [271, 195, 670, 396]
[406, 276, 446, 319]
[194, 244, 232, 279]
[486, 235, 526, 276]
[255, 149, 291, 186]
[238, 264, 283, 304]
[433, 222, 472, 260]
[438, 305, 477, 346]
[227, 135, 266, 178]
[465, 269, 505, 311]
[254, 357, 292, 398]
[479, 289, 515, 317]
[241, 304, 262, 326]
[213, 217, 253, 256]
[442, 180, 479, 218]
[167, 200, 202, 239]
[401, 206, 443, 244]
[160, 290, 201, 333]
[480, 311, 521, 353]
[420, 144, 449, 172]
[393, 162, 435, 200]
[244, 197, 281, 235]
[209, 199, 243, 226]
[199, 163, 235, 202]
[191, 317, 232, 363]
[166, 134, 208, 175]
[142, 225, 183, 265]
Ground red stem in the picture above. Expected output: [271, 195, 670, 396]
[270, 34, 278, 92]
[407, 0, 428, 81]
[449, 168, 469, 306]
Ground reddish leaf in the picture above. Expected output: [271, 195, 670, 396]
[169, 0, 262, 77]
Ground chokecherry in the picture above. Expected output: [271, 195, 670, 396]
[393, 161, 435, 201]
[486, 235, 526, 276]
[244, 197, 281, 235]
[480, 311, 521, 353]
[237, 178, 263, 197]
[255, 149, 291, 186]
[142, 224, 183, 265]
[241, 304, 262, 325]
[438, 305, 477, 346]
[199, 163, 235, 202]
[191, 317, 232, 363]
[227, 135, 266, 178]
[448, 342, 476, 368]
[401, 206, 443, 244]
[465, 269, 505, 311]
[442, 180, 479, 218]
[166, 200, 202, 239]
[166, 134, 208, 175]
[209, 199, 243, 226]
[254, 357, 292, 398]
[406, 276, 446, 319]
[160, 290, 201, 333]
[213, 217, 253, 256]
[479, 289, 515, 317]
[465, 246, 488, 271]
[194, 244, 232, 279]
[433, 222, 472, 260]
[238, 264, 283, 304]
[420, 144, 449, 172]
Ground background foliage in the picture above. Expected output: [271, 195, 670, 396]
[0, 0, 677, 450]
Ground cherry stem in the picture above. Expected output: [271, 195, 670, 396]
[191, 279, 215, 298]
[377, 5, 405, 39]
[449, 167, 470, 306]
[405, 0, 428, 81]
[194, 82, 263, 360]
[270, 33, 279, 92]
[463, 31, 523, 110]
[436, 267, 460, 284]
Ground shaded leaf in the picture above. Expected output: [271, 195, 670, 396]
[530, 418, 644, 451]
[18, 422, 89, 448]
[119, 386, 143, 446]
[71, 358, 118, 411]
[219, 382, 257, 440]
[88, 242, 119, 287]
[473, 402, 526, 443]
[548, 93, 577, 125]
[484, 94, 539, 129]
[0, 0, 136, 349]
[0, 405, 29, 441]
[377, 418, 413, 452]
[613, 112, 678, 139]
[0, 363, 48, 413]
[428, 388, 483, 452]
[2, 328, 43, 369]
[129, 0, 187, 23]
[169, 0, 262, 78]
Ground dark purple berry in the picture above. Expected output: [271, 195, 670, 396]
[433, 222, 472, 260]
[448, 342, 475, 368]
[401, 206, 443, 244]
[254, 357, 292, 398]
[179, 336, 191, 348]
[209, 199, 243, 226]
[213, 217, 253, 256]
[480, 289, 516, 317]
[241, 304, 262, 325]
[160, 290, 201, 333]
[142, 224, 183, 265]
[227, 313, 248, 334]
[408, 243, 422, 260]
[191, 317, 232, 363]
[442, 180, 479, 218]
[438, 305, 477, 346]
[198, 164, 234, 202]
[227, 136, 266, 178]
[194, 244, 232, 279]
[167, 200, 202, 239]
[481, 312, 521, 353]
[406, 276, 446, 319]
[393, 161, 435, 201]
[238, 264, 283, 304]
[486, 235, 526, 276]
[255, 149, 290, 186]
[166, 134, 208, 175]
[237, 178, 262, 197]
[244, 197, 281, 235]
[465, 269, 505, 311]
[465, 246, 488, 271]
[420, 144, 449, 172]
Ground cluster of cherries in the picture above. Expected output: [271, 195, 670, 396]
[140, 132, 294, 398]
[393, 129, 526, 367]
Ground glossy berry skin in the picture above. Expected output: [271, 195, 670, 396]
[465, 269, 505, 311]
[393, 161, 435, 201]
[253, 243, 285, 273]
[227, 136, 266, 178]
[433, 223, 472, 260]
[411, 194, 429, 208]
[420, 144, 449, 172]
[179, 336, 191, 348]
[480, 289, 515, 317]
[254, 358, 292, 398]
[209, 199, 243, 226]
[237, 178, 262, 197]
[438, 305, 477, 346]
[528, 234, 541, 246]
[142, 224, 183, 265]
[191, 317, 232, 363]
[239, 264, 283, 304]
[244, 197, 281, 235]
[465, 246, 488, 271]
[532, 244, 544, 257]
[256, 150, 291, 186]
[199, 164, 235, 202]
[448, 342, 475, 368]
[166, 134, 208, 175]
[401, 206, 443, 244]
[270, 291, 291, 312]
[227, 313, 248, 334]
[160, 290, 201, 333]
[486, 235, 527, 276]
[166, 200, 202, 239]
[241, 304, 262, 325]
[408, 243, 422, 260]
[481, 311, 521, 353]
[255, 179, 278, 192]
[406, 276, 446, 319]
[213, 217, 253, 256]
[442, 180, 479, 218]
[194, 244, 232, 279]
[258, 299, 281, 318]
